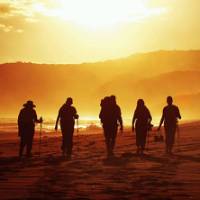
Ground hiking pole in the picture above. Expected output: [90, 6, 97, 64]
[176, 123, 180, 152]
[39, 117, 43, 156]
[76, 119, 80, 153]
[76, 118, 79, 134]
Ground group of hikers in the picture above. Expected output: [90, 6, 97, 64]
[18, 95, 181, 159]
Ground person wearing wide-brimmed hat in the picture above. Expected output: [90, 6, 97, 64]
[18, 100, 42, 158]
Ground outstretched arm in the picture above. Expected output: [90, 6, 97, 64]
[177, 107, 181, 120]
[132, 112, 136, 132]
[73, 107, 79, 119]
[119, 116, 123, 132]
[117, 106, 123, 132]
[157, 111, 164, 131]
[33, 110, 42, 123]
[55, 111, 60, 130]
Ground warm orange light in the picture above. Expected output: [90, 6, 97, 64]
[35, 0, 166, 30]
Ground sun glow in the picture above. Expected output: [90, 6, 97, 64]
[39, 0, 166, 29]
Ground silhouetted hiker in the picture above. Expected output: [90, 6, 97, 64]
[18, 100, 42, 158]
[157, 96, 181, 155]
[132, 99, 152, 155]
[55, 97, 79, 159]
[99, 95, 123, 158]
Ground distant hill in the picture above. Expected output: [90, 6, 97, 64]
[98, 70, 200, 97]
[97, 70, 200, 117]
[0, 62, 101, 117]
[0, 50, 200, 120]
[83, 50, 200, 79]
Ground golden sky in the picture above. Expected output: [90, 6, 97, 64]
[0, 0, 200, 63]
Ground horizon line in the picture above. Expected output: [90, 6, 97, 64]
[0, 48, 200, 66]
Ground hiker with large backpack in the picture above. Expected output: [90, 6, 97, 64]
[157, 96, 181, 155]
[18, 100, 43, 158]
[55, 97, 79, 159]
[99, 95, 123, 158]
[132, 99, 152, 156]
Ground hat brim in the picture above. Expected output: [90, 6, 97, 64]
[23, 103, 36, 107]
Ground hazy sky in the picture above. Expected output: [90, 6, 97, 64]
[0, 0, 200, 63]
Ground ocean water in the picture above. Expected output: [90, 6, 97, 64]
[1, 117, 195, 136]
[0, 118, 102, 134]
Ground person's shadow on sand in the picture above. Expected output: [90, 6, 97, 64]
[0, 156, 20, 165]
[44, 155, 71, 166]
[103, 152, 136, 166]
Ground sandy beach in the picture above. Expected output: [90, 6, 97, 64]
[1, 1, 200, 199]
[0, 123, 199, 200]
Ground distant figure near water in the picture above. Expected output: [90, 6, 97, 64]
[99, 95, 123, 158]
[157, 96, 181, 155]
[55, 97, 79, 159]
[18, 100, 42, 158]
[132, 99, 152, 155]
